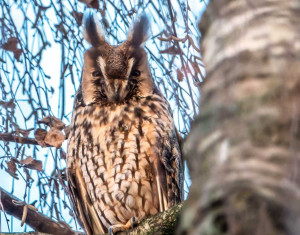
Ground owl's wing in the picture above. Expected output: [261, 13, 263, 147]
[67, 159, 105, 235]
[155, 127, 184, 213]
[175, 128, 184, 158]
[152, 89, 184, 211]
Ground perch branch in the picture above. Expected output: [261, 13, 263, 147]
[0, 191, 183, 235]
[118, 202, 183, 235]
[0, 187, 77, 235]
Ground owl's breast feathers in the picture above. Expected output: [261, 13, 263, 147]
[67, 88, 183, 234]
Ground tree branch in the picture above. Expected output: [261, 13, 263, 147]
[119, 202, 183, 235]
[0, 187, 183, 235]
[0, 187, 77, 235]
[0, 133, 50, 147]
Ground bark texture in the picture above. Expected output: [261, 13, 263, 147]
[119, 202, 183, 235]
[0, 187, 76, 235]
[179, 0, 300, 235]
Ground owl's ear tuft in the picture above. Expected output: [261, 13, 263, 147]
[83, 11, 106, 47]
[127, 14, 150, 47]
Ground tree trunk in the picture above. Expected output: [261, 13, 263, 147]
[179, 0, 300, 235]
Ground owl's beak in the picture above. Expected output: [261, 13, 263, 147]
[113, 81, 121, 102]
[106, 78, 128, 103]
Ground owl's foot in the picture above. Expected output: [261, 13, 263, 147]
[108, 217, 136, 234]
[131, 216, 137, 228]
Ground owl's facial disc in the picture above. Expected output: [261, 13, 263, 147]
[82, 13, 153, 106]
[98, 56, 136, 103]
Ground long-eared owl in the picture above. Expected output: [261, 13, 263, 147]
[67, 11, 184, 235]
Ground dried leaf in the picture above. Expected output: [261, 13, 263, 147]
[54, 180, 60, 198]
[10, 157, 20, 163]
[34, 128, 47, 147]
[71, 11, 83, 26]
[7, 160, 17, 173]
[6, 160, 18, 179]
[55, 23, 67, 35]
[20, 156, 43, 172]
[44, 128, 66, 149]
[160, 45, 181, 55]
[79, 0, 99, 9]
[90, 0, 99, 9]
[190, 60, 201, 76]
[27, 204, 38, 211]
[0, 99, 15, 109]
[60, 149, 67, 160]
[64, 125, 71, 139]
[2, 38, 23, 61]
[187, 35, 201, 53]
[13, 49, 22, 61]
[38, 116, 65, 130]
[2, 37, 18, 51]
[5, 169, 18, 179]
[21, 204, 28, 227]
[177, 69, 184, 82]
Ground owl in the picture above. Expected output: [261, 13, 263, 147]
[67, 11, 184, 235]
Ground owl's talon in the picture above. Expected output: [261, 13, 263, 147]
[131, 217, 136, 229]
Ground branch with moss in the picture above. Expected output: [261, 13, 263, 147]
[118, 202, 183, 235]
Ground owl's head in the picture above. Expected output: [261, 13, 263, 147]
[81, 12, 153, 105]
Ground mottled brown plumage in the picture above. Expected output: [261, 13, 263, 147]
[67, 11, 184, 235]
